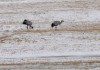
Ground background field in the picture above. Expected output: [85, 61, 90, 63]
[0, 0, 100, 69]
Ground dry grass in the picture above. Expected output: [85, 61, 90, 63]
[0, 35, 11, 43]
[0, 58, 100, 66]
[18, 24, 100, 33]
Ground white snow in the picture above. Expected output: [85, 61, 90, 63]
[0, 10, 100, 24]
[0, 31, 100, 59]
[39, 10, 100, 22]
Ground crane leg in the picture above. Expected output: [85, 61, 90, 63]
[30, 25, 33, 29]
[55, 26, 57, 31]
[27, 25, 28, 29]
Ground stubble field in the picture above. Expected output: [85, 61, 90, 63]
[0, 0, 100, 69]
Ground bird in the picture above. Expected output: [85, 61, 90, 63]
[51, 20, 64, 30]
[22, 19, 33, 29]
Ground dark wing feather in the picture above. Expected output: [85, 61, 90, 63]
[53, 21, 60, 26]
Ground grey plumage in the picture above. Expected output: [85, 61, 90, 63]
[23, 19, 33, 29]
[51, 20, 64, 30]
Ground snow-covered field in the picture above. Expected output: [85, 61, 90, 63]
[0, 0, 100, 69]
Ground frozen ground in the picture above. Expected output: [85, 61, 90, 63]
[0, 31, 100, 59]
[0, 0, 100, 69]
